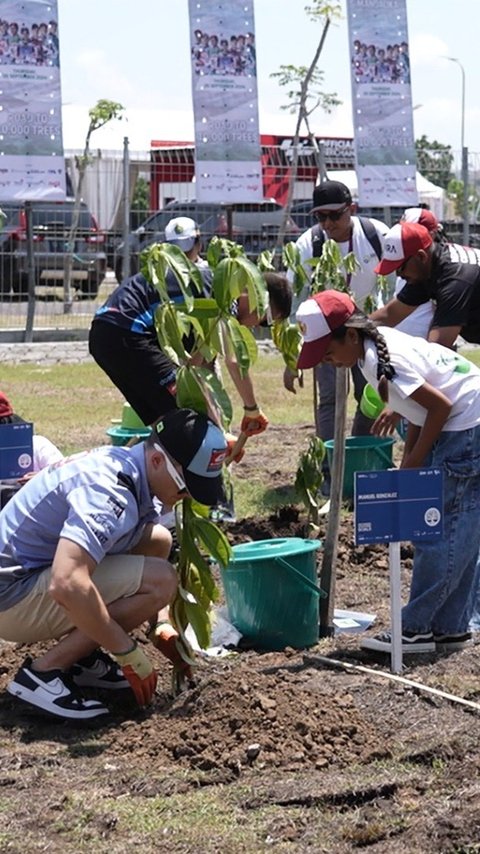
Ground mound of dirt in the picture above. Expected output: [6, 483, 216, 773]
[106, 659, 390, 774]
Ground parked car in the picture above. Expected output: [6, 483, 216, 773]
[290, 200, 317, 232]
[0, 200, 107, 299]
[114, 199, 301, 281]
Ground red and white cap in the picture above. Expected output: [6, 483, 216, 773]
[296, 291, 356, 370]
[374, 221, 433, 276]
[401, 207, 439, 234]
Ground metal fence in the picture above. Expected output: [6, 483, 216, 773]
[1, 142, 479, 339]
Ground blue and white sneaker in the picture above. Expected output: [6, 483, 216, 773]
[71, 649, 130, 690]
[7, 657, 109, 720]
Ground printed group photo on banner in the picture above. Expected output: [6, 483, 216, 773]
[188, 0, 262, 202]
[347, 0, 416, 207]
[352, 39, 410, 85]
[0, 18, 59, 67]
[0, 0, 65, 201]
[191, 29, 256, 77]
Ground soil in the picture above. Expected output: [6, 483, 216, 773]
[2, 424, 480, 852]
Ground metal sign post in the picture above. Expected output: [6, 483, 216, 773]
[354, 467, 443, 673]
[24, 202, 36, 343]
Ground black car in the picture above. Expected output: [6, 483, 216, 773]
[0, 200, 107, 299]
[114, 199, 301, 281]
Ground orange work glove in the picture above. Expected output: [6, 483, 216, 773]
[113, 641, 157, 706]
[240, 406, 269, 437]
[225, 432, 246, 463]
[148, 621, 193, 680]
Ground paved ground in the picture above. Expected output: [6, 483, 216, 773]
[0, 340, 93, 364]
[0, 338, 276, 365]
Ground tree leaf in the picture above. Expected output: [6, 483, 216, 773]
[190, 516, 232, 569]
[212, 258, 236, 311]
[233, 255, 268, 316]
[175, 366, 209, 414]
[221, 316, 257, 379]
[141, 243, 204, 309]
[184, 597, 211, 649]
[195, 366, 233, 427]
[272, 321, 302, 371]
[154, 304, 188, 363]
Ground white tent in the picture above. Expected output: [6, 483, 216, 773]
[326, 170, 445, 220]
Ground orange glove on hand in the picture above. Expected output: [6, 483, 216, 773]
[240, 406, 269, 437]
[225, 432, 246, 463]
[113, 641, 157, 706]
[148, 621, 193, 680]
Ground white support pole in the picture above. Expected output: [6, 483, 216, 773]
[389, 541, 403, 673]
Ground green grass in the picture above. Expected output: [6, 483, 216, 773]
[3, 347, 480, 518]
[1, 353, 316, 449]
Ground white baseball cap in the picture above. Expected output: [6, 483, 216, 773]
[164, 216, 200, 251]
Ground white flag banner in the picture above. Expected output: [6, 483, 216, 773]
[188, 0, 262, 202]
[0, 0, 66, 201]
[346, 0, 416, 207]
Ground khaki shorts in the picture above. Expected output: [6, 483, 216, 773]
[0, 554, 145, 643]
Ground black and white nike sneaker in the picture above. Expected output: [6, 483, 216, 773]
[7, 657, 110, 720]
[71, 649, 130, 690]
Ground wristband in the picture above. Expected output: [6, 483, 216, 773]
[112, 639, 137, 657]
[243, 404, 259, 411]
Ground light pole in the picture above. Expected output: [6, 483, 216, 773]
[445, 56, 469, 245]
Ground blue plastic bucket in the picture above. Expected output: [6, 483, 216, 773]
[324, 435, 395, 501]
[220, 537, 324, 650]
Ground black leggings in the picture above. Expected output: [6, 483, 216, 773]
[89, 320, 178, 426]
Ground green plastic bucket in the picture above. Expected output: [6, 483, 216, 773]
[360, 384, 385, 419]
[106, 426, 151, 447]
[221, 537, 324, 651]
[324, 435, 395, 501]
[106, 403, 151, 446]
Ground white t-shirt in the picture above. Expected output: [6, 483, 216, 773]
[32, 435, 64, 472]
[359, 326, 480, 432]
[393, 275, 434, 338]
[290, 216, 389, 318]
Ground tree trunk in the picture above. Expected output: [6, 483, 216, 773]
[319, 367, 347, 635]
[273, 17, 331, 263]
[63, 128, 92, 312]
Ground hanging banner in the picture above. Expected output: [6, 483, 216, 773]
[346, 0, 417, 207]
[0, 0, 66, 201]
[188, 0, 262, 202]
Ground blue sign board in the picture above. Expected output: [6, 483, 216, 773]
[354, 467, 443, 545]
[0, 422, 34, 479]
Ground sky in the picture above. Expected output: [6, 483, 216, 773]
[57, 0, 480, 170]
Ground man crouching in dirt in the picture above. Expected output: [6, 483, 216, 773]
[0, 409, 228, 721]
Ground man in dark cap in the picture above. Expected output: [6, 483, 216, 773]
[285, 180, 389, 494]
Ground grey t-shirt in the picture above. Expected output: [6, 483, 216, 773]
[0, 442, 159, 610]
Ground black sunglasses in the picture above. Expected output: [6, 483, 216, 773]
[315, 205, 349, 223]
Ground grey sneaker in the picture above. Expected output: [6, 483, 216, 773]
[71, 649, 130, 690]
[7, 657, 109, 720]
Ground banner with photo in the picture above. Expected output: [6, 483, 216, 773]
[0, 0, 65, 201]
[346, 0, 416, 207]
[188, 0, 262, 202]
